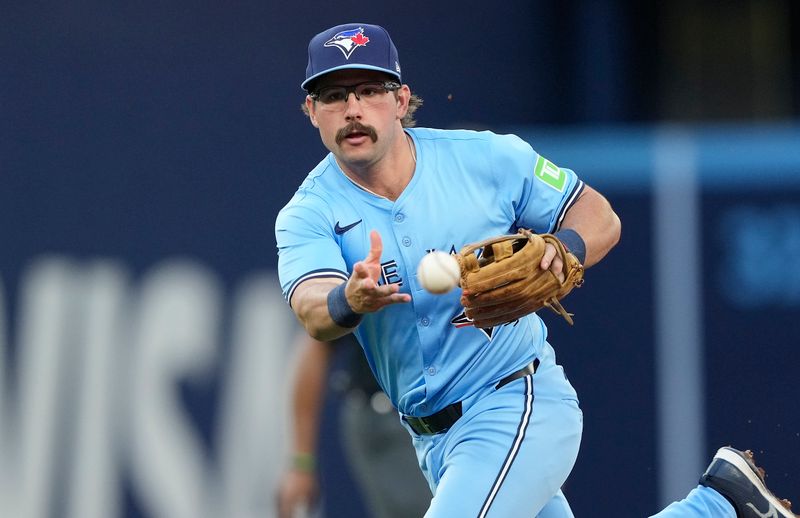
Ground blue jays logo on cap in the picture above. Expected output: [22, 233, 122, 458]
[324, 27, 370, 59]
[302, 23, 402, 91]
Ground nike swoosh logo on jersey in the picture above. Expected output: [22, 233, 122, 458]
[746, 502, 779, 518]
[334, 219, 362, 235]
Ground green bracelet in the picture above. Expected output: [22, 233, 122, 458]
[293, 453, 316, 472]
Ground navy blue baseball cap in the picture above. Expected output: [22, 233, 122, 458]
[302, 23, 401, 91]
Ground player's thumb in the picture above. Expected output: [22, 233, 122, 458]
[366, 230, 383, 262]
[540, 244, 557, 270]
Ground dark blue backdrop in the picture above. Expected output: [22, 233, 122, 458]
[3, 4, 798, 518]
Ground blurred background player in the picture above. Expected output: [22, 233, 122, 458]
[276, 333, 430, 518]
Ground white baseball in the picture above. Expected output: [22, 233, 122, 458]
[417, 251, 460, 294]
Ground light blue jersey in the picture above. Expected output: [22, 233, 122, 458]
[276, 127, 738, 517]
[276, 127, 584, 416]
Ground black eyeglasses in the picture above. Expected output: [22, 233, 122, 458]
[310, 81, 401, 109]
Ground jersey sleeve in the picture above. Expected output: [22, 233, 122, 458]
[489, 133, 584, 234]
[275, 195, 349, 307]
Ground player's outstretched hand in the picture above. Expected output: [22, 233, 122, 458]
[346, 230, 411, 313]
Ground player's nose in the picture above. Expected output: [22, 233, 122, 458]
[343, 93, 363, 119]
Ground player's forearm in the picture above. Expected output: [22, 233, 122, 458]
[291, 280, 355, 341]
[289, 336, 333, 459]
[560, 185, 621, 268]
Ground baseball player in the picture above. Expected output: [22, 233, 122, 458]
[276, 22, 796, 518]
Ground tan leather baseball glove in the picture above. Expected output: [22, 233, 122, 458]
[455, 229, 584, 327]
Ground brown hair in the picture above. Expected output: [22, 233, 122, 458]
[300, 92, 424, 128]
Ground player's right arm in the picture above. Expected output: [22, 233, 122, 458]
[290, 230, 411, 341]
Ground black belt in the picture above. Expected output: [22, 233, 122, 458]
[403, 359, 539, 436]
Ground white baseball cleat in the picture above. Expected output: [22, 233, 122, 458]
[700, 447, 796, 518]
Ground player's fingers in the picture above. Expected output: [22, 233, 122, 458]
[352, 282, 410, 311]
[385, 292, 412, 305]
[352, 261, 380, 283]
[550, 255, 565, 283]
[359, 278, 397, 297]
[378, 281, 405, 296]
[369, 292, 411, 310]
[540, 244, 558, 270]
[352, 261, 369, 279]
[365, 230, 383, 263]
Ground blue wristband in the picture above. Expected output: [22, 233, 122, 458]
[554, 228, 586, 265]
[327, 283, 363, 328]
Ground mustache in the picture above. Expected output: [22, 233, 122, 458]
[335, 122, 378, 145]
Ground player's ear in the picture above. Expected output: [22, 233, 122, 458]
[305, 96, 320, 128]
[395, 84, 411, 120]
